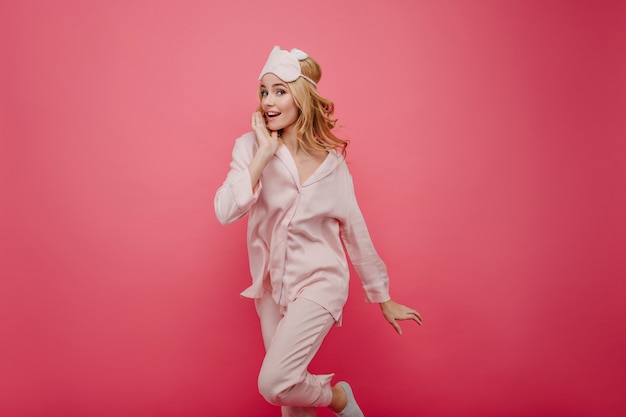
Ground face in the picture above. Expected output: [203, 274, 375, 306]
[259, 73, 299, 134]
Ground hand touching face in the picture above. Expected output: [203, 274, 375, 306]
[251, 111, 280, 156]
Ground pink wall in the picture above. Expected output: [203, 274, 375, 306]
[2, 1, 625, 416]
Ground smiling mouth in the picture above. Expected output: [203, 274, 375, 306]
[266, 111, 281, 119]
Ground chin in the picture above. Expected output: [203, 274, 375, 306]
[267, 123, 283, 132]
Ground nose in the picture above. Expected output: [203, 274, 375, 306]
[262, 92, 275, 108]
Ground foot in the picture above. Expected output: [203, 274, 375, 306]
[333, 382, 364, 417]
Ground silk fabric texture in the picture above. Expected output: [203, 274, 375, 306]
[215, 132, 390, 322]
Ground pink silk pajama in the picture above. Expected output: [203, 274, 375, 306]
[256, 293, 335, 417]
[215, 132, 392, 415]
[214, 132, 391, 322]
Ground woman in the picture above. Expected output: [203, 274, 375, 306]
[215, 45, 422, 417]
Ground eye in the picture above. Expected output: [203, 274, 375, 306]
[260, 90, 268, 97]
[276, 89, 286, 95]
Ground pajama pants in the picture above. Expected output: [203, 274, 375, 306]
[255, 293, 337, 417]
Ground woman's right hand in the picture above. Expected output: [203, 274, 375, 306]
[251, 111, 280, 157]
[248, 111, 280, 189]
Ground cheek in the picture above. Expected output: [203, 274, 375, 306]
[284, 98, 298, 115]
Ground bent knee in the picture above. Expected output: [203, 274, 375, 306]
[258, 369, 295, 405]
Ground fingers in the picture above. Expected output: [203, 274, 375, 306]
[251, 111, 265, 131]
[395, 324, 403, 335]
[389, 318, 403, 335]
[395, 307, 423, 327]
[399, 305, 422, 325]
[381, 300, 423, 333]
[408, 309, 423, 326]
[251, 112, 273, 150]
[251, 112, 278, 147]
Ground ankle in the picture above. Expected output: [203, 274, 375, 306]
[329, 384, 347, 413]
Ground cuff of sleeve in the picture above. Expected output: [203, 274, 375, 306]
[232, 170, 261, 209]
[362, 278, 390, 303]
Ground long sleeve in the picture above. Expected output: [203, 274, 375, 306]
[340, 172, 391, 303]
[214, 133, 261, 225]
[217, 138, 389, 320]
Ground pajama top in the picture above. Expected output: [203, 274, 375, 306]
[214, 132, 390, 321]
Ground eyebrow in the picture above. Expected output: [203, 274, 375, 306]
[260, 83, 288, 89]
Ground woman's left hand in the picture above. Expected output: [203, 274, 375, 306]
[380, 299, 422, 335]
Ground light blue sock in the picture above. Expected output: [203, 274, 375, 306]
[335, 381, 364, 417]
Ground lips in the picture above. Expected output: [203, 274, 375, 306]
[266, 111, 281, 119]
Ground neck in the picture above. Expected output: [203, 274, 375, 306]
[280, 127, 300, 155]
